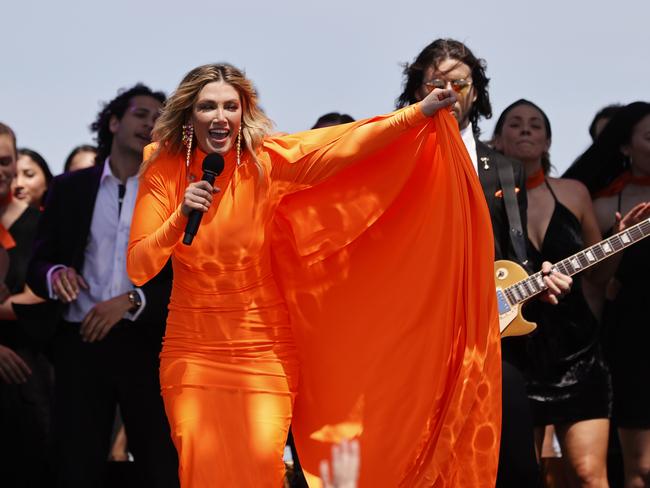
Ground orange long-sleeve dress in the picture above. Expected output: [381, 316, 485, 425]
[128, 104, 501, 487]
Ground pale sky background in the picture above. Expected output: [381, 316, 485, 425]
[2, 0, 648, 175]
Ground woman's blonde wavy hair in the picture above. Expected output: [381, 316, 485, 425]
[142, 63, 273, 175]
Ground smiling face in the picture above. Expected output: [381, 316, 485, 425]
[109, 95, 162, 158]
[13, 154, 47, 207]
[0, 135, 16, 201]
[494, 104, 551, 165]
[191, 81, 242, 156]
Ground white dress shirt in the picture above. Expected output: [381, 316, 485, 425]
[47, 158, 145, 322]
[460, 124, 479, 175]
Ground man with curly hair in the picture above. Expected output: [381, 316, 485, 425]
[27, 84, 179, 487]
[397, 39, 573, 488]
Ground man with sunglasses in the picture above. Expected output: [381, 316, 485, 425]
[397, 38, 572, 488]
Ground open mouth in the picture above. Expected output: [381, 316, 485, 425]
[209, 128, 230, 144]
[135, 133, 152, 144]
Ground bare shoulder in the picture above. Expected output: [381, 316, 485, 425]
[548, 177, 591, 204]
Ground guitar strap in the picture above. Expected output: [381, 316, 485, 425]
[495, 157, 529, 267]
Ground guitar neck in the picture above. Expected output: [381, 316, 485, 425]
[503, 217, 650, 306]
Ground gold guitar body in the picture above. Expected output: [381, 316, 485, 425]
[495, 260, 538, 338]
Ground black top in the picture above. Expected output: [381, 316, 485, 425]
[607, 228, 650, 426]
[0, 206, 40, 347]
[517, 181, 611, 424]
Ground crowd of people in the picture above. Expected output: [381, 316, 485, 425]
[0, 37, 648, 488]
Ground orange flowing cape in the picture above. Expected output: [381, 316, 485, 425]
[268, 110, 501, 486]
[133, 108, 501, 487]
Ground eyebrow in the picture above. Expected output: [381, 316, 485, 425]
[129, 105, 155, 113]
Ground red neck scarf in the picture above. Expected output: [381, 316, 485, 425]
[0, 192, 15, 249]
[595, 170, 650, 198]
[526, 167, 546, 190]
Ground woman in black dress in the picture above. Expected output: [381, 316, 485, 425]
[492, 99, 620, 488]
[0, 122, 52, 487]
[565, 102, 650, 488]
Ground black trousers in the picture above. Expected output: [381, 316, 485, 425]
[496, 360, 541, 488]
[0, 348, 54, 488]
[52, 321, 179, 488]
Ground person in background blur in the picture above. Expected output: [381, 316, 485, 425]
[14, 149, 53, 209]
[0, 122, 51, 488]
[589, 105, 622, 141]
[311, 112, 354, 129]
[63, 144, 97, 173]
[565, 102, 650, 488]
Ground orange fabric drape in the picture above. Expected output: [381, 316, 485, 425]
[271, 111, 501, 487]
[594, 170, 650, 198]
[128, 105, 501, 487]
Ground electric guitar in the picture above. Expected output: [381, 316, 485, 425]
[497, 217, 650, 338]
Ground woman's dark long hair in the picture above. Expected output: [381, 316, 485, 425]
[396, 38, 491, 135]
[17, 148, 53, 184]
[563, 102, 650, 195]
[493, 99, 553, 174]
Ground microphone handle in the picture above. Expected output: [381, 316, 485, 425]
[182, 172, 217, 245]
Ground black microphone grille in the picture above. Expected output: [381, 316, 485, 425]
[202, 153, 225, 175]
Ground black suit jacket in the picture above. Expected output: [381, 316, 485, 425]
[476, 140, 529, 266]
[26, 164, 172, 337]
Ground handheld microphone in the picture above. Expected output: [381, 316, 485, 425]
[182, 153, 225, 245]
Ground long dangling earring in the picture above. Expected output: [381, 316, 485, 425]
[182, 122, 194, 169]
[236, 126, 242, 167]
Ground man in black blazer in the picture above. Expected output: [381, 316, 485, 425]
[27, 85, 179, 488]
[397, 39, 572, 487]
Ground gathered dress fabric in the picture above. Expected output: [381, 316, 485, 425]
[127, 106, 501, 487]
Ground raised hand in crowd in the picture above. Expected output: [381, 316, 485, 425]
[613, 201, 650, 232]
[319, 439, 360, 488]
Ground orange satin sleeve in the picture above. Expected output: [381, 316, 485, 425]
[265, 104, 426, 191]
[127, 145, 187, 286]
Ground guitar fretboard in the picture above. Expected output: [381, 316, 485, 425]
[503, 218, 650, 306]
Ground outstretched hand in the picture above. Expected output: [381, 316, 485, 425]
[420, 88, 457, 117]
[615, 202, 650, 233]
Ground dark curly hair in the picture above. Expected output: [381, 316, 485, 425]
[396, 38, 491, 135]
[90, 84, 166, 165]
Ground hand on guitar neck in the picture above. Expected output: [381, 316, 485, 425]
[497, 216, 650, 338]
[537, 262, 573, 306]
